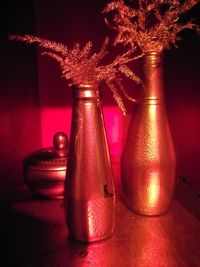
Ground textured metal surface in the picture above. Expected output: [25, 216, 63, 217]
[23, 132, 68, 199]
[122, 52, 176, 216]
[65, 84, 115, 242]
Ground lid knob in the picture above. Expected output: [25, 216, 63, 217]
[53, 132, 68, 158]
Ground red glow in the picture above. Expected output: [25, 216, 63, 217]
[147, 104, 161, 208]
[103, 106, 124, 156]
[41, 106, 123, 156]
[41, 107, 72, 148]
[148, 172, 160, 207]
[149, 101, 159, 157]
[136, 218, 175, 266]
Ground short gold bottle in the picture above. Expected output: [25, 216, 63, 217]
[122, 52, 176, 216]
[65, 84, 115, 242]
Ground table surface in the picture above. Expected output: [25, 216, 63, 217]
[1, 178, 200, 267]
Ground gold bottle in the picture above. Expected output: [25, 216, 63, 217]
[122, 52, 176, 216]
[65, 84, 115, 242]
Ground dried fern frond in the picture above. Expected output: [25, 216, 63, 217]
[78, 41, 93, 60]
[91, 36, 109, 64]
[42, 51, 63, 63]
[106, 81, 127, 115]
[102, 0, 137, 17]
[175, 0, 199, 15]
[119, 64, 142, 84]
[9, 34, 143, 114]
[115, 79, 137, 102]
[102, 0, 124, 13]
[103, 0, 200, 53]
[9, 34, 68, 56]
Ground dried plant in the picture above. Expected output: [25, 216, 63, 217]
[9, 34, 144, 114]
[102, 0, 200, 53]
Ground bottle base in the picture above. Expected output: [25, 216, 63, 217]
[123, 199, 172, 217]
[68, 232, 114, 243]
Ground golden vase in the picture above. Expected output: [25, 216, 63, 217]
[121, 52, 176, 216]
[64, 84, 115, 242]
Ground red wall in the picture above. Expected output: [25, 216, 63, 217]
[164, 40, 200, 194]
[0, 1, 41, 201]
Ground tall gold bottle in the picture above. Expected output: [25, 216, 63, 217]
[65, 84, 115, 242]
[121, 52, 176, 216]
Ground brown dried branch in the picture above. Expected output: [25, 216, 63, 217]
[103, 0, 200, 53]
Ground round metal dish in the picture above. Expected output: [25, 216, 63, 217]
[23, 132, 68, 199]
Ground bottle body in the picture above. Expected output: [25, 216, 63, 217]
[121, 52, 176, 216]
[65, 84, 115, 242]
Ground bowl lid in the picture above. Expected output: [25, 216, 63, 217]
[24, 132, 68, 171]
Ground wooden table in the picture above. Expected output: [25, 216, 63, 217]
[1, 176, 200, 267]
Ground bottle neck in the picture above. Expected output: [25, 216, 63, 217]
[71, 84, 101, 99]
[143, 52, 164, 101]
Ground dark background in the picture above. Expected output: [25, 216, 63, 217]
[0, 0, 200, 200]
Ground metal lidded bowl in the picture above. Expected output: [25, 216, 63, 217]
[23, 132, 68, 199]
